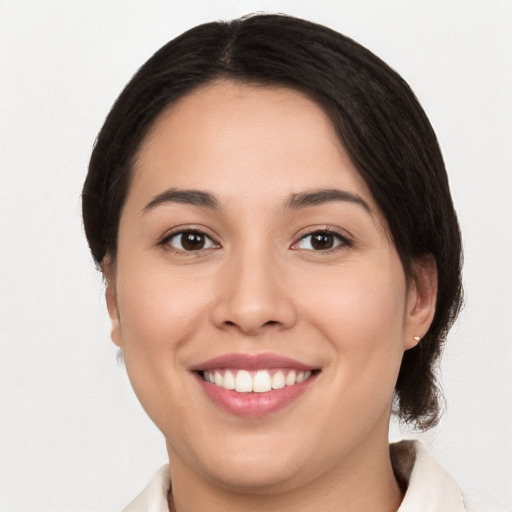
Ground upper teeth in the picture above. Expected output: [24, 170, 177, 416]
[202, 369, 312, 393]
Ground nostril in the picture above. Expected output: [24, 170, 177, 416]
[222, 319, 279, 329]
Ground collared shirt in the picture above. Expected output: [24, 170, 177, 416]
[122, 440, 468, 512]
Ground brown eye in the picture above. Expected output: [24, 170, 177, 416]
[310, 233, 335, 250]
[166, 231, 217, 251]
[181, 232, 206, 250]
[294, 231, 347, 251]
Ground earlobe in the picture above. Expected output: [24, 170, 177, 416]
[102, 256, 123, 348]
[105, 284, 122, 347]
[404, 255, 438, 350]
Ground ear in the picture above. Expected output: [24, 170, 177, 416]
[404, 255, 438, 350]
[102, 256, 122, 348]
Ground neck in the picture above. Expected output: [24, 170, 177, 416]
[166, 426, 403, 512]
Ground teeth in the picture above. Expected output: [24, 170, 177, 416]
[285, 370, 297, 386]
[235, 370, 253, 392]
[202, 369, 313, 393]
[253, 370, 272, 393]
[271, 370, 286, 390]
[223, 370, 235, 390]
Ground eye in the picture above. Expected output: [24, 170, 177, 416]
[164, 230, 218, 252]
[293, 230, 349, 251]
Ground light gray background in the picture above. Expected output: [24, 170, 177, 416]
[1, 1, 511, 510]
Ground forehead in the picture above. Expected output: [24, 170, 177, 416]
[129, 80, 376, 212]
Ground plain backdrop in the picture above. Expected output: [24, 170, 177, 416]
[1, 1, 511, 511]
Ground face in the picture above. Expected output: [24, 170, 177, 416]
[106, 81, 436, 493]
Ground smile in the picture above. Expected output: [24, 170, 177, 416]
[201, 368, 313, 393]
[193, 354, 320, 417]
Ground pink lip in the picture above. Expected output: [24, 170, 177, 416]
[191, 353, 319, 418]
[191, 353, 316, 372]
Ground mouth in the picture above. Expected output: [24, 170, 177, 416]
[192, 354, 320, 417]
[200, 368, 314, 393]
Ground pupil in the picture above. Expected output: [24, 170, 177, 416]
[311, 233, 333, 250]
[182, 232, 205, 250]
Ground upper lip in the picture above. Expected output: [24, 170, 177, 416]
[190, 353, 317, 372]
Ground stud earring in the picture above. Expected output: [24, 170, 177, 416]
[413, 336, 421, 342]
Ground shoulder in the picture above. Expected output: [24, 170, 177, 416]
[392, 439, 466, 511]
[392, 440, 505, 512]
[121, 464, 170, 512]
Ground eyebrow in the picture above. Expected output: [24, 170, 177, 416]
[142, 187, 371, 215]
[284, 188, 371, 213]
[143, 188, 220, 213]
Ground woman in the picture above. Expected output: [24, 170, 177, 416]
[82, 14, 466, 511]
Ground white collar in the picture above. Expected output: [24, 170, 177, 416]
[392, 440, 466, 511]
[122, 463, 170, 512]
[122, 440, 466, 512]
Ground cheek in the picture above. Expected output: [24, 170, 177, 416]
[303, 259, 407, 393]
[113, 263, 210, 402]
[117, 262, 208, 346]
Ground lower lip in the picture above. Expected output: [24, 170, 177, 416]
[195, 373, 317, 418]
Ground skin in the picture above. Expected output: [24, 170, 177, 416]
[105, 81, 437, 512]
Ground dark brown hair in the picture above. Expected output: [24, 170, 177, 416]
[82, 13, 463, 430]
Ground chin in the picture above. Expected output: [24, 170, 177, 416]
[202, 451, 306, 493]
[169, 425, 316, 493]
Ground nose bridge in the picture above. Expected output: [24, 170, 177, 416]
[211, 239, 296, 334]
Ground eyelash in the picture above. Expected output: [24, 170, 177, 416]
[158, 227, 352, 254]
[159, 227, 220, 254]
[291, 227, 353, 253]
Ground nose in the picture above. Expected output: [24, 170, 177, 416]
[211, 249, 297, 335]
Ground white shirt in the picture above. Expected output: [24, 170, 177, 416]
[122, 440, 468, 512]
